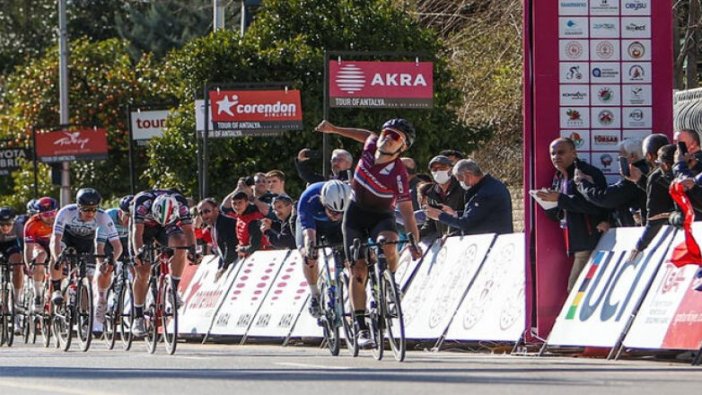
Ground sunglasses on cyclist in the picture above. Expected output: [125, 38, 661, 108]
[0, 222, 13, 227]
[380, 129, 406, 144]
[80, 206, 98, 213]
[40, 210, 57, 218]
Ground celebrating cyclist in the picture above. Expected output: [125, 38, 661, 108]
[296, 180, 352, 319]
[23, 197, 57, 311]
[316, 118, 422, 348]
[49, 188, 122, 308]
[129, 190, 195, 337]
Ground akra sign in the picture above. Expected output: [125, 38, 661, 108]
[329, 61, 434, 109]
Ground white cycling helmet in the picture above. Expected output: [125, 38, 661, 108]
[152, 194, 180, 226]
[320, 180, 352, 213]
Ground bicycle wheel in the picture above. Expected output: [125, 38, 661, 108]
[53, 286, 73, 352]
[339, 272, 358, 357]
[369, 272, 384, 361]
[383, 271, 406, 362]
[103, 283, 117, 350]
[76, 277, 93, 352]
[119, 280, 135, 351]
[144, 282, 158, 354]
[41, 285, 52, 348]
[21, 281, 32, 344]
[0, 283, 15, 347]
[0, 282, 6, 346]
[319, 280, 340, 356]
[162, 277, 178, 355]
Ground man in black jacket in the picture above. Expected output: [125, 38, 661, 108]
[197, 198, 238, 278]
[424, 159, 512, 236]
[536, 137, 609, 292]
[295, 148, 353, 184]
[577, 138, 648, 227]
[260, 195, 296, 250]
[420, 155, 466, 239]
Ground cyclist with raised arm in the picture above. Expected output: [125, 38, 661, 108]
[0, 207, 24, 330]
[23, 197, 57, 311]
[94, 195, 132, 332]
[49, 188, 122, 307]
[316, 118, 423, 348]
[296, 180, 352, 318]
[129, 190, 195, 336]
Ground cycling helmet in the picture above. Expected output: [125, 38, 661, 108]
[382, 118, 416, 148]
[320, 180, 352, 213]
[26, 199, 38, 215]
[76, 188, 101, 207]
[0, 207, 16, 223]
[152, 194, 180, 226]
[36, 197, 58, 213]
[119, 195, 134, 212]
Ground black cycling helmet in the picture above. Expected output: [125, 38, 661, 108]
[76, 188, 101, 207]
[119, 195, 134, 212]
[382, 118, 416, 148]
[0, 207, 16, 223]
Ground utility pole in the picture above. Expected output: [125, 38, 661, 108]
[58, 0, 71, 205]
[213, 0, 225, 31]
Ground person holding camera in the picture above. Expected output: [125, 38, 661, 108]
[295, 147, 353, 184]
[424, 158, 512, 236]
[419, 155, 466, 239]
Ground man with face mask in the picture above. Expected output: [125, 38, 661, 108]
[425, 159, 513, 236]
[419, 155, 466, 239]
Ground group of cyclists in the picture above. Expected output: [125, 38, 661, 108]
[0, 117, 423, 352]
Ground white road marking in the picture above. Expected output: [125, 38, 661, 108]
[275, 362, 352, 370]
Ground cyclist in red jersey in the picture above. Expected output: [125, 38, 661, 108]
[316, 118, 423, 348]
[23, 197, 57, 310]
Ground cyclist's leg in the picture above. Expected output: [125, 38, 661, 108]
[166, 225, 187, 291]
[94, 241, 113, 330]
[133, 227, 161, 319]
[295, 217, 322, 316]
[343, 203, 369, 331]
[370, 213, 401, 273]
[8, 246, 23, 306]
[31, 246, 48, 307]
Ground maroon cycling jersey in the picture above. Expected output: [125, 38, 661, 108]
[351, 134, 410, 213]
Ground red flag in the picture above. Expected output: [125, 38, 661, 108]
[668, 181, 702, 267]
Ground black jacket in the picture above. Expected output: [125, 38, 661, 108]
[295, 158, 351, 185]
[438, 174, 513, 235]
[421, 177, 466, 238]
[264, 213, 296, 250]
[577, 159, 648, 227]
[211, 213, 238, 270]
[636, 166, 675, 251]
[545, 159, 608, 254]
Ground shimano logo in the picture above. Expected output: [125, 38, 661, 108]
[561, 1, 587, 7]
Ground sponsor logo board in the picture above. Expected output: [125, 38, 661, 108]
[560, 107, 590, 128]
[560, 85, 590, 106]
[560, 40, 589, 61]
[591, 85, 621, 106]
[559, 17, 588, 38]
[591, 107, 621, 128]
[622, 0, 650, 16]
[623, 85, 652, 105]
[589, 17, 619, 38]
[591, 63, 621, 83]
[622, 39, 651, 61]
[621, 17, 651, 38]
[561, 130, 591, 151]
[590, 39, 620, 61]
[559, 1, 589, 15]
[560, 63, 590, 83]
[590, 0, 620, 15]
[623, 107, 653, 128]
[623, 62, 651, 83]
[591, 130, 621, 151]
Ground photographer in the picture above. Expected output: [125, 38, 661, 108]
[295, 148, 353, 184]
[419, 155, 466, 239]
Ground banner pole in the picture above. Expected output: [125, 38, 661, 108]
[127, 105, 135, 195]
[32, 127, 38, 198]
[322, 51, 329, 178]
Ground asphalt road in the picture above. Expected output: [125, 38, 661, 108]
[1, 340, 700, 395]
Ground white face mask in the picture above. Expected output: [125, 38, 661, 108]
[431, 170, 451, 184]
[460, 180, 471, 191]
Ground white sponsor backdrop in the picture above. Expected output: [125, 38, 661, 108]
[403, 234, 495, 339]
[395, 238, 435, 290]
[210, 250, 288, 336]
[247, 250, 314, 338]
[178, 255, 240, 335]
[547, 226, 675, 347]
[445, 233, 526, 342]
[289, 250, 329, 338]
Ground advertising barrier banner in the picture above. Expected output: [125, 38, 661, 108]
[210, 250, 288, 336]
[445, 233, 526, 342]
[178, 256, 241, 335]
[547, 226, 675, 347]
[35, 128, 109, 163]
[329, 60, 433, 109]
[394, 238, 435, 290]
[403, 234, 495, 340]
[624, 224, 702, 350]
[244, 251, 312, 338]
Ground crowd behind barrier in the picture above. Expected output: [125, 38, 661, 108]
[175, 227, 701, 359]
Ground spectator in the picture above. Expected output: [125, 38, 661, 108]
[439, 149, 465, 165]
[197, 198, 238, 277]
[401, 157, 421, 211]
[260, 195, 296, 250]
[577, 138, 648, 227]
[253, 172, 268, 198]
[425, 159, 512, 236]
[236, 176, 255, 201]
[674, 129, 702, 174]
[295, 148, 353, 184]
[420, 155, 466, 239]
[222, 189, 270, 258]
[629, 144, 676, 258]
[265, 170, 288, 198]
[535, 137, 608, 292]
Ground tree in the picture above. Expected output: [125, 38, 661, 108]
[150, 0, 490, 200]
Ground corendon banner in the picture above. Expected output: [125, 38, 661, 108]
[35, 128, 109, 163]
[525, 0, 673, 338]
[329, 61, 433, 108]
[207, 89, 303, 133]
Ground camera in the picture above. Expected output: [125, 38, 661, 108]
[305, 149, 322, 160]
[618, 156, 630, 177]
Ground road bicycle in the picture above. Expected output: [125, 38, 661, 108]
[0, 253, 23, 347]
[103, 257, 135, 351]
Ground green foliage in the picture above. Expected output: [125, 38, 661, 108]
[152, 0, 489, 201]
[0, 38, 169, 205]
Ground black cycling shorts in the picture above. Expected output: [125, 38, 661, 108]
[342, 200, 397, 262]
[0, 240, 21, 258]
